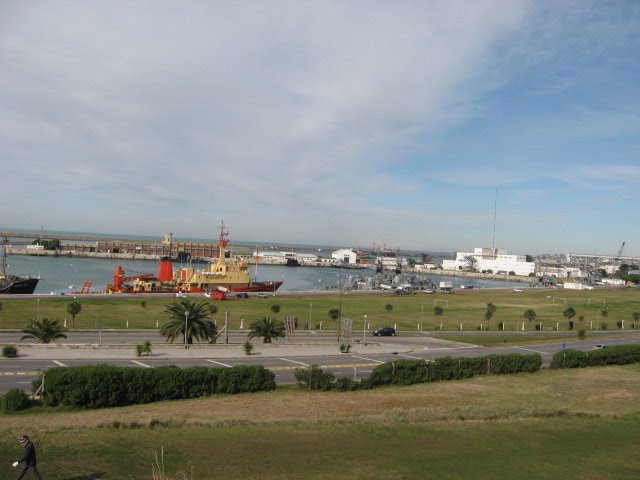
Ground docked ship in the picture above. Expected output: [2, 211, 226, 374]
[106, 221, 283, 294]
[1, 238, 40, 294]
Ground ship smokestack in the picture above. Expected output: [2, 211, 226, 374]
[157, 259, 173, 281]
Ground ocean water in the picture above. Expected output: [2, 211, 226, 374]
[6, 254, 525, 294]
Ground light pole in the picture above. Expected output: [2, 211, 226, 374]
[363, 314, 367, 344]
[184, 310, 189, 348]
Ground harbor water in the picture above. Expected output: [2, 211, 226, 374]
[6, 254, 527, 295]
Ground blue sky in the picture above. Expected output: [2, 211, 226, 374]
[1, 1, 638, 256]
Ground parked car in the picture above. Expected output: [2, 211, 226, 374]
[207, 291, 227, 300]
[372, 327, 396, 336]
[235, 293, 249, 299]
[593, 344, 607, 350]
[256, 292, 269, 298]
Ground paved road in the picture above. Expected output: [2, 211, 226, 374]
[1, 331, 639, 394]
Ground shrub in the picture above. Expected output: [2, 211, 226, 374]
[218, 365, 276, 394]
[2, 344, 18, 358]
[568, 320, 574, 330]
[550, 345, 640, 369]
[339, 343, 351, 353]
[578, 329, 586, 339]
[294, 365, 335, 391]
[366, 359, 430, 387]
[616, 321, 623, 329]
[333, 377, 361, 391]
[600, 323, 608, 330]
[243, 340, 254, 355]
[2, 388, 30, 412]
[36, 364, 273, 408]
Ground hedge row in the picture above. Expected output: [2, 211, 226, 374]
[34, 364, 276, 408]
[550, 345, 640, 369]
[365, 353, 542, 387]
[296, 353, 542, 391]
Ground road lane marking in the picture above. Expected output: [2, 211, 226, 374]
[16, 381, 32, 384]
[206, 360, 232, 368]
[0, 372, 40, 376]
[131, 360, 152, 368]
[513, 347, 549, 355]
[278, 358, 309, 367]
[351, 355, 385, 364]
[397, 354, 424, 360]
[52, 361, 66, 367]
[421, 345, 479, 351]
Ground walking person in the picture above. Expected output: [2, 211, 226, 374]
[12, 435, 43, 480]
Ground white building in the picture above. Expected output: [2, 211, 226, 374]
[332, 249, 357, 265]
[536, 265, 584, 278]
[252, 251, 319, 264]
[442, 247, 535, 276]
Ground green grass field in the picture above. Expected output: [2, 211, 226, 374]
[1, 287, 638, 333]
[2, 365, 640, 479]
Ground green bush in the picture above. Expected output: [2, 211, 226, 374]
[486, 354, 542, 373]
[218, 365, 276, 394]
[2, 388, 30, 412]
[549, 345, 640, 369]
[333, 377, 361, 391]
[2, 344, 18, 358]
[35, 364, 272, 408]
[294, 365, 335, 391]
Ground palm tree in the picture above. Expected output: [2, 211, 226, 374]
[67, 299, 82, 328]
[523, 309, 536, 323]
[21, 318, 68, 344]
[248, 317, 286, 343]
[161, 299, 217, 346]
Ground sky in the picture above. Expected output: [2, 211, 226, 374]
[1, 1, 639, 256]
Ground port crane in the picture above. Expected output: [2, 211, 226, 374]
[617, 241, 626, 259]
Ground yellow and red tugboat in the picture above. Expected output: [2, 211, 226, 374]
[106, 221, 283, 294]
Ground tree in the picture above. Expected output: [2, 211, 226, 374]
[563, 307, 576, 329]
[20, 318, 68, 344]
[523, 309, 536, 323]
[463, 255, 478, 272]
[485, 303, 497, 322]
[328, 308, 340, 322]
[248, 317, 286, 343]
[67, 299, 82, 328]
[270, 304, 281, 314]
[385, 304, 393, 313]
[434, 306, 444, 316]
[160, 299, 217, 346]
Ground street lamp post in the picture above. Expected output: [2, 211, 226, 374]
[363, 314, 367, 344]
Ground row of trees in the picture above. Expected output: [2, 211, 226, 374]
[17, 299, 287, 345]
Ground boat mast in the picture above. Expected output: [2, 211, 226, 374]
[217, 220, 228, 266]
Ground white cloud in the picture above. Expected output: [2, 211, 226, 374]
[1, 1, 638, 255]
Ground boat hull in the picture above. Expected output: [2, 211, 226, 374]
[0, 276, 40, 294]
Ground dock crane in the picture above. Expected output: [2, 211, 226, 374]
[617, 241, 626, 259]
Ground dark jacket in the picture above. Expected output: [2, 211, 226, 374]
[18, 440, 37, 467]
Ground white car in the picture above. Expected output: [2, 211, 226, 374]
[593, 344, 607, 350]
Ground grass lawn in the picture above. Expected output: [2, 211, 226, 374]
[0, 287, 638, 333]
[1, 365, 640, 479]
